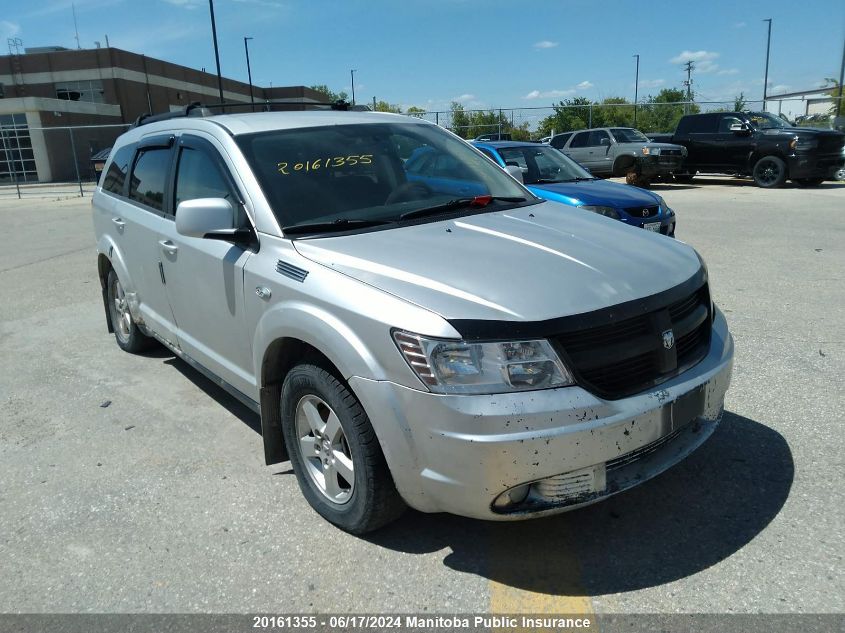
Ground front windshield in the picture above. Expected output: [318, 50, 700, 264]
[235, 122, 534, 231]
[496, 145, 593, 185]
[610, 128, 650, 143]
[746, 112, 789, 129]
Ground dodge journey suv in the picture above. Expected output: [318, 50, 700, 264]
[92, 105, 734, 533]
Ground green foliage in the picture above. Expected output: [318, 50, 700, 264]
[822, 78, 843, 117]
[449, 102, 515, 139]
[309, 84, 349, 102]
[374, 100, 403, 113]
[406, 106, 427, 118]
[734, 92, 747, 112]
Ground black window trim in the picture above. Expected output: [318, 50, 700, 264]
[100, 142, 137, 201]
[126, 142, 177, 218]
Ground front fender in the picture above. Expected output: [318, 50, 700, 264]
[252, 300, 385, 384]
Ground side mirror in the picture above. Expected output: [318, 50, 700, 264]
[600, 137, 611, 146]
[729, 122, 749, 134]
[504, 165, 524, 184]
[176, 198, 235, 238]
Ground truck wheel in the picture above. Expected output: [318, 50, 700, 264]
[626, 170, 651, 188]
[794, 177, 825, 187]
[106, 269, 155, 353]
[281, 363, 405, 534]
[752, 156, 787, 188]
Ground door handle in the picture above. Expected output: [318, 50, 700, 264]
[158, 240, 178, 254]
[111, 217, 125, 228]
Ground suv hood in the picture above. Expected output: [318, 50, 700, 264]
[293, 201, 702, 323]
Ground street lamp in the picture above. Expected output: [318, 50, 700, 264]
[208, 0, 225, 107]
[244, 36, 255, 112]
[633, 54, 640, 126]
[350, 69, 357, 105]
[763, 18, 772, 111]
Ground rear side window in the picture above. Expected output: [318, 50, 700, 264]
[550, 133, 571, 149]
[129, 148, 171, 211]
[677, 115, 718, 134]
[477, 147, 500, 164]
[102, 144, 135, 195]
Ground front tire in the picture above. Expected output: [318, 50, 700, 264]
[752, 156, 787, 188]
[281, 363, 405, 534]
[106, 269, 155, 353]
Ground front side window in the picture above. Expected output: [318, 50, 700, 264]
[129, 148, 170, 211]
[235, 122, 535, 232]
[588, 130, 610, 147]
[497, 146, 593, 184]
[102, 144, 135, 195]
[175, 147, 234, 206]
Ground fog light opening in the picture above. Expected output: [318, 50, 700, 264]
[492, 484, 530, 511]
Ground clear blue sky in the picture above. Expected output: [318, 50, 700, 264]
[3, 0, 844, 115]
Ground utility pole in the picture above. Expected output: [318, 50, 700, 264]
[372, 96, 377, 110]
[633, 53, 640, 126]
[244, 37, 255, 112]
[683, 61, 694, 114]
[836, 32, 844, 117]
[72, 3, 81, 49]
[208, 0, 225, 108]
[763, 18, 772, 111]
[350, 69, 357, 105]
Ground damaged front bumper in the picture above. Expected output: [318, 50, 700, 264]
[350, 309, 733, 520]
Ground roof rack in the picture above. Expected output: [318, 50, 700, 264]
[131, 99, 370, 128]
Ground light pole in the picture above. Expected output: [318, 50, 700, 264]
[244, 36, 255, 112]
[633, 53, 640, 126]
[350, 69, 357, 105]
[762, 18, 772, 111]
[208, 0, 225, 107]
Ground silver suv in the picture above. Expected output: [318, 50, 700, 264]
[93, 107, 734, 534]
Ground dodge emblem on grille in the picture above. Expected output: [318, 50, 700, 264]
[662, 329, 675, 350]
[642, 208, 650, 217]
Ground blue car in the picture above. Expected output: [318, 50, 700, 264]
[471, 141, 676, 236]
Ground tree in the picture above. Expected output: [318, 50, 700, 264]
[822, 78, 843, 118]
[536, 97, 593, 136]
[309, 84, 349, 102]
[733, 92, 747, 112]
[406, 106, 426, 118]
[636, 87, 698, 133]
[374, 100, 402, 113]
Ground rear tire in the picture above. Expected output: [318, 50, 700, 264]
[281, 363, 405, 534]
[752, 156, 787, 188]
[106, 269, 155, 353]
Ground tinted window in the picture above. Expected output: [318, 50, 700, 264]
[677, 115, 718, 134]
[587, 130, 610, 146]
[718, 116, 744, 133]
[549, 133, 571, 149]
[102, 144, 135, 195]
[477, 147, 499, 163]
[569, 132, 590, 148]
[129, 148, 170, 211]
[175, 147, 234, 206]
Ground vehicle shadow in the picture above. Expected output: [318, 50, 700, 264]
[366, 411, 793, 596]
[162, 355, 262, 435]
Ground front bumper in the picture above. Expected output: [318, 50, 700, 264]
[640, 154, 685, 176]
[787, 152, 845, 179]
[351, 309, 733, 520]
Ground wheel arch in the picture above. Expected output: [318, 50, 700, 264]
[612, 153, 639, 176]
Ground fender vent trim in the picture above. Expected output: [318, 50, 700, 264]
[276, 260, 309, 282]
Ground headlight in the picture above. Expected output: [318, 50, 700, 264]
[654, 194, 673, 216]
[642, 146, 660, 156]
[580, 205, 620, 219]
[393, 331, 574, 394]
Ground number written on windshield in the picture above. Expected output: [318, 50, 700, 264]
[277, 154, 374, 175]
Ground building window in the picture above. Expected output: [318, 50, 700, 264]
[55, 80, 106, 103]
[0, 114, 38, 183]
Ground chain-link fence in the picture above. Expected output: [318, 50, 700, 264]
[0, 122, 129, 199]
[404, 99, 825, 139]
[1, 97, 838, 199]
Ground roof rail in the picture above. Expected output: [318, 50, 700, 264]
[130, 99, 371, 128]
[131, 102, 213, 128]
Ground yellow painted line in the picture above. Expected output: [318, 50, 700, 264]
[489, 519, 595, 620]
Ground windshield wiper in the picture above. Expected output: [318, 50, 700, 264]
[554, 176, 594, 183]
[398, 195, 526, 221]
[282, 218, 394, 235]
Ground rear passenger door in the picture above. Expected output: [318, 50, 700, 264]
[104, 136, 180, 346]
[157, 134, 256, 398]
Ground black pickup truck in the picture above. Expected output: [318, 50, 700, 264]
[648, 111, 845, 187]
